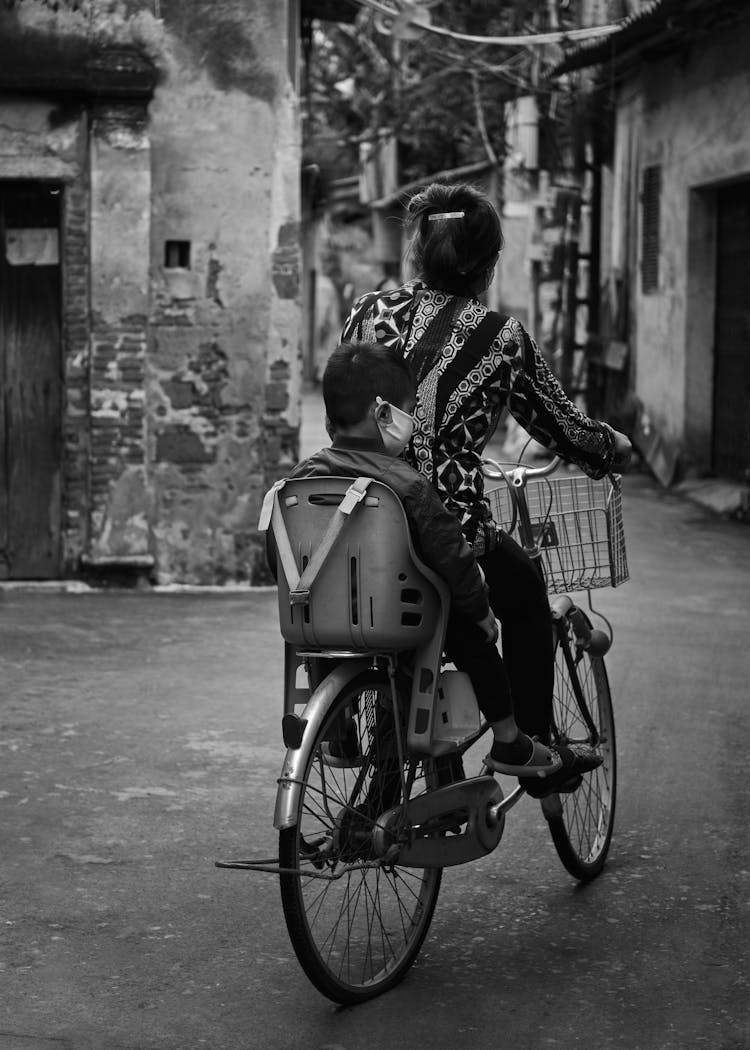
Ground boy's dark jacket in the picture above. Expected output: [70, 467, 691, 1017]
[289, 435, 490, 624]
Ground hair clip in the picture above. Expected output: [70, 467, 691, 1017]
[428, 211, 465, 221]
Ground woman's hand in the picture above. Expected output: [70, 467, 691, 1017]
[475, 609, 499, 645]
[612, 429, 632, 471]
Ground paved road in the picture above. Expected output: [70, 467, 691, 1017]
[1, 474, 748, 1050]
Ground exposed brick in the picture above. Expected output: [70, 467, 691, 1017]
[277, 221, 300, 247]
[265, 381, 288, 412]
[156, 427, 215, 465]
[269, 359, 290, 380]
[162, 379, 195, 410]
[271, 241, 300, 300]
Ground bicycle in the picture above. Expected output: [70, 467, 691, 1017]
[217, 457, 628, 1005]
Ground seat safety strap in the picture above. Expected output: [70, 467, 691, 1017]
[258, 479, 286, 533]
[290, 476, 372, 604]
[262, 477, 373, 606]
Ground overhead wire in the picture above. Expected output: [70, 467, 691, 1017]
[317, 1, 615, 168]
[344, 1, 608, 102]
[349, 0, 624, 47]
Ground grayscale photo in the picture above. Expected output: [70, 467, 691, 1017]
[1, 1, 748, 1048]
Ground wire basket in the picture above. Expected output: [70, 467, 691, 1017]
[486, 472, 629, 594]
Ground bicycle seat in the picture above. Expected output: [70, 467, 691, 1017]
[263, 475, 449, 652]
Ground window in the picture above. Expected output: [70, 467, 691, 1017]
[641, 165, 661, 294]
[164, 240, 190, 269]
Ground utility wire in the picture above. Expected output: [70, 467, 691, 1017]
[351, 0, 624, 47]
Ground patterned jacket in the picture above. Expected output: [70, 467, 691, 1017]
[341, 279, 616, 549]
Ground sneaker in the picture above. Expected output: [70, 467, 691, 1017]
[519, 742, 602, 798]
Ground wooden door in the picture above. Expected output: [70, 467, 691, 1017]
[714, 182, 750, 481]
[0, 182, 63, 578]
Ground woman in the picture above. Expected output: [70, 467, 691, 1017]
[340, 181, 631, 794]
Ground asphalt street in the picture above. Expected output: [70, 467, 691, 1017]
[1, 472, 748, 1050]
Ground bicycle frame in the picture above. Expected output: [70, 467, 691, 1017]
[272, 646, 524, 865]
[275, 459, 584, 852]
[482, 454, 563, 557]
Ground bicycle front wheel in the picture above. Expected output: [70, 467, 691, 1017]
[279, 669, 442, 1005]
[545, 610, 617, 881]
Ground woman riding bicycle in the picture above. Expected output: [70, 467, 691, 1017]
[340, 181, 632, 794]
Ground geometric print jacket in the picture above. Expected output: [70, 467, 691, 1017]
[341, 279, 616, 550]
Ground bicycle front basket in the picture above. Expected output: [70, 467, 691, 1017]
[486, 473, 629, 594]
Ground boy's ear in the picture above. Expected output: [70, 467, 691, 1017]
[373, 399, 392, 424]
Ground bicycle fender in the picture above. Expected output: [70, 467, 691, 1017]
[273, 658, 372, 831]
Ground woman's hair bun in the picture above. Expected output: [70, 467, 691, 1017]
[406, 181, 504, 292]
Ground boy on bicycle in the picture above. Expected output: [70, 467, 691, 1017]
[288, 341, 602, 795]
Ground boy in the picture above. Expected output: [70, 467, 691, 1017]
[288, 341, 601, 793]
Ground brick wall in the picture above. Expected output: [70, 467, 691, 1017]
[88, 319, 148, 542]
[60, 169, 90, 572]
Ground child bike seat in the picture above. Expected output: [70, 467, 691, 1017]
[260, 475, 449, 652]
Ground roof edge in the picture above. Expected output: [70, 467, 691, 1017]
[551, 0, 681, 74]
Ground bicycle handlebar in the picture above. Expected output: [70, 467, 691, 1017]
[482, 455, 562, 483]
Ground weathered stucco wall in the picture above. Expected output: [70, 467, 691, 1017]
[619, 22, 750, 462]
[147, 2, 299, 583]
[0, 0, 300, 583]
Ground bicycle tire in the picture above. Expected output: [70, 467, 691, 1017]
[279, 669, 442, 1005]
[545, 609, 617, 881]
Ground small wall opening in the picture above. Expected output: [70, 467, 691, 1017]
[164, 240, 190, 269]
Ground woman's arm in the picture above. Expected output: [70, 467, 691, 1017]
[507, 319, 618, 479]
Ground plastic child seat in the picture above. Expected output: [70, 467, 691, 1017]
[266, 475, 449, 652]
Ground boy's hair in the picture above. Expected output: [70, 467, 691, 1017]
[323, 341, 416, 429]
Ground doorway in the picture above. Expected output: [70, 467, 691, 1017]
[0, 181, 63, 578]
[714, 181, 750, 481]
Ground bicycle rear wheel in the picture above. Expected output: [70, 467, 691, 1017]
[279, 669, 442, 1004]
[544, 610, 616, 881]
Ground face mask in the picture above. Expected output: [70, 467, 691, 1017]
[374, 396, 415, 456]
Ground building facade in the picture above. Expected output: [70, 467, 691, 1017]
[558, 0, 750, 484]
[0, 0, 302, 584]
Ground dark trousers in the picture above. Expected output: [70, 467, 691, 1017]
[443, 531, 553, 740]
